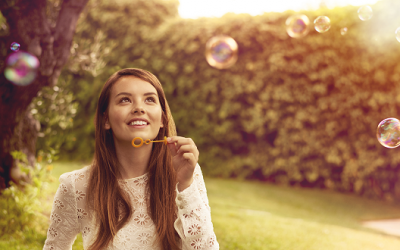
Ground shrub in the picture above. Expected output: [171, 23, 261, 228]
[0, 151, 52, 242]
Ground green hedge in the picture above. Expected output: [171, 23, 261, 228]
[137, 0, 400, 201]
[56, 0, 400, 201]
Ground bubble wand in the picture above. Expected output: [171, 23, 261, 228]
[131, 136, 168, 148]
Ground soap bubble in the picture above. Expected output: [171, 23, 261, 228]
[314, 16, 331, 33]
[205, 35, 238, 69]
[358, 6, 373, 21]
[286, 14, 310, 38]
[341, 27, 348, 36]
[4, 51, 40, 86]
[10, 42, 20, 51]
[376, 118, 400, 148]
[395, 27, 400, 42]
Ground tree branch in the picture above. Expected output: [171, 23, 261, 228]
[51, 0, 89, 85]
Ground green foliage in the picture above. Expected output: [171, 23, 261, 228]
[56, 0, 400, 200]
[0, 151, 52, 241]
[136, 0, 400, 201]
[0, 161, 86, 250]
[53, 0, 180, 160]
[29, 78, 78, 160]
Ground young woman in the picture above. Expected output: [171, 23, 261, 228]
[43, 68, 219, 250]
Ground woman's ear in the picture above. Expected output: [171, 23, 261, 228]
[104, 112, 111, 130]
[160, 113, 165, 128]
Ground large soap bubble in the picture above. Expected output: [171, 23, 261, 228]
[358, 6, 373, 21]
[286, 14, 310, 38]
[376, 118, 400, 148]
[205, 35, 238, 70]
[4, 51, 40, 86]
[314, 16, 331, 33]
[395, 27, 400, 42]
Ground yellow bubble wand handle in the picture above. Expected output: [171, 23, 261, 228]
[132, 136, 168, 148]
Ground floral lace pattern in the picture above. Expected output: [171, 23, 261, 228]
[188, 224, 201, 235]
[133, 213, 150, 226]
[54, 199, 64, 209]
[82, 227, 91, 237]
[137, 232, 151, 244]
[191, 239, 204, 249]
[77, 208, 88, 220]
[43, 164, 219, 249]
[51, 214, 62, 224]
[75, 190, 86, 201]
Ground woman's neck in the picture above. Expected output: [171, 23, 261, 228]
[114, 139, 153, 179]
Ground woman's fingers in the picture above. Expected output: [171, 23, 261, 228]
[182, 152, 197, 166]
[168, 136, 193, 148]
[176, 145, 199, 161]
[167, 136, 199, 187]
[167, 141, 178, 156]
[167, 136, 198, 155]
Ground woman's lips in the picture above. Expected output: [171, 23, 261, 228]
[128, 124, 148, 129]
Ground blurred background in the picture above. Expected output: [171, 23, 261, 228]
[31, 0, 400, 199]
[2, 0, 400, 249]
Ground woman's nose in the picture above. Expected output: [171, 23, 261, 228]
[132, 106, 145, 114]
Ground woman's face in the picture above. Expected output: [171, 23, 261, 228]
[105, 76, 164, 144]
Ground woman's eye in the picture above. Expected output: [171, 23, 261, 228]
[120, 97, 130, 103]
[146, 97, 156, 103]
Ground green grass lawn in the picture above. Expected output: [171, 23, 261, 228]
[206, 177, 400, 249]
[2, 161, 400, 249]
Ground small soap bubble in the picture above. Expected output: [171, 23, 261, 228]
[10, 42, 20, 52]
[395, 27, 400, 42]
[205, 35, 238, 70]
[286, 14, 310, 38]
[376, 118, 400, 148]
[358, 6, 373, 21]
[314, 16, 331, 33]
[341, 27, 348, 36]
[4, 51, 40, 86]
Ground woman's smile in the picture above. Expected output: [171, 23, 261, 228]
[127, 119, 150, 129]
[128, 123, 149, 129]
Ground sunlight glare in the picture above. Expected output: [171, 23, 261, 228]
[179, 0, 380, 19]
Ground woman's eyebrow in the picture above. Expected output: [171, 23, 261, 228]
[144, 92, 158, 97]
[115, 92, 158, 98]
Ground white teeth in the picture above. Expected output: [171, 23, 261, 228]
[129, 121, 147, 126]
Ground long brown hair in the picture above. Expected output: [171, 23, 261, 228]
[87, 68, 180, 250]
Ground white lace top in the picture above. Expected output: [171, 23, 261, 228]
[43, 163, 219, 250]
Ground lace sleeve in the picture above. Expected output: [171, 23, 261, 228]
[174, 163, 219, 249]
[43, 173, 80, 250]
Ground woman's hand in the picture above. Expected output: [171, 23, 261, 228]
[167, 136, 199, 192]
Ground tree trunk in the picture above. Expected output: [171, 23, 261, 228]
[0, 0, 89, 190]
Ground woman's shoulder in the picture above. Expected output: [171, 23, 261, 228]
[59, 165, 91, 185]
[55, 166, 92, 211]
